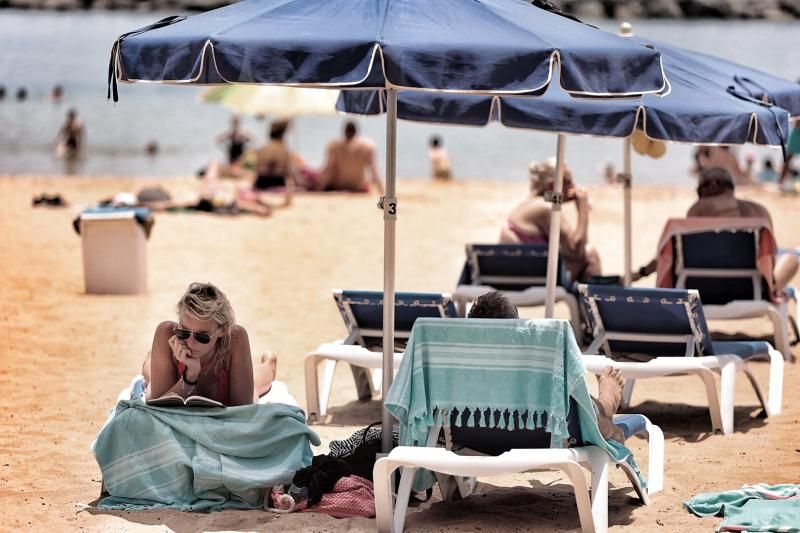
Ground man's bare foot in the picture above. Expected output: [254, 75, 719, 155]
[597, 366, 624, 415]
[595, 366, 625, 442]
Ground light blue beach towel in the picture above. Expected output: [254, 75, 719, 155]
[685, 483, 800, 532]
[384, 317, 642, 491]
[92, 400, 320, 511]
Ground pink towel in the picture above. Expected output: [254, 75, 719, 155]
[270, 475, 376, 518]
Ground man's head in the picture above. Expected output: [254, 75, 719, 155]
[344, 121, 357, 141]
[467, 291, 519, 319]
[270, 119, 289, 140]
[697, 166, 735, 198]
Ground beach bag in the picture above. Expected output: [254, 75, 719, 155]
[328, 421, 398, 481]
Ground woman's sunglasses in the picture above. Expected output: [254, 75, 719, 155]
[174, 326, 214, 344]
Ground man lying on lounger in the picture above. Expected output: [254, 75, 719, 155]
[468, 291, 625, 442]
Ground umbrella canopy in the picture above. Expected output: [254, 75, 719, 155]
[109, 0, 667, 99]
[200, 85, 340, 117]
[337, 35, 795, 146]
[337, 33, 798, 290]
[110, 0, 672, 453]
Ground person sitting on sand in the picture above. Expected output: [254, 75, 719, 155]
[216, 115, 253, 176]
[141, 282, 295, 406]
[318, 121, 384, 194]
[468, 291, 626, 442]
[253, 119, 295, 206]
[634, 167, 799, 289]
[499, 158, 602, 283]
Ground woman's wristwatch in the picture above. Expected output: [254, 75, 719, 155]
[182, 367, 198, 386]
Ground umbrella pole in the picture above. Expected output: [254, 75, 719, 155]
[545, 134, 566, 317]
[382, 88, 398, 454]
[623, 138, 633, 286]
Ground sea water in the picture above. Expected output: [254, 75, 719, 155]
[0, 10, 798, 185]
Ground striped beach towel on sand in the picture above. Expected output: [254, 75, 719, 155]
[92, 400, 320, 511]
[685, 483, 800, 532]
[385, 318, 642, 491]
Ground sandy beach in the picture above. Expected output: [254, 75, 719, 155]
[2, 175, 799, 532]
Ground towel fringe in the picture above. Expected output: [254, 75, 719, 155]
[466, 407, 476, 428]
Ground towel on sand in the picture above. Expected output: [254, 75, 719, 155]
[685, 483, 800, 532]
[385, 318, 643, 491]
[92, 400, 320, 511]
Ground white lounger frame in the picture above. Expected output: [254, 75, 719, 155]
[374, 413, 663, 533]
[580, 287, 783, 435]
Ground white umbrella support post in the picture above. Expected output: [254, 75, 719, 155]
[381, 88, 398, 454]
[623, 137, 633, 286]
[544, 134, 567, 317]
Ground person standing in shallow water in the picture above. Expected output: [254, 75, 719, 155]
[55, 108, 85, 174]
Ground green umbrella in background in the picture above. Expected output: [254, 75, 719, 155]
[200, 85, 340, 118]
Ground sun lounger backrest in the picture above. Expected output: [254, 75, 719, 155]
[578, 285, 714, 357]
[448, 398, 584, 455]
[460, 243, 568, 290]
[334, 290, 457, 348]
[674, 228, 766, 304]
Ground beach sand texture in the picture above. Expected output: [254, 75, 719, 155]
[2, 175, 799, 532]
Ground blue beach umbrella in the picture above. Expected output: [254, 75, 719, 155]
[337, 31, 797, 286]
[109, 0, 669, 451]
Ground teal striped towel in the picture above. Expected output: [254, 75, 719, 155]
[385, 318, 642, 490]
[92, 400, 320, 511]
[685, 484, 800, 532]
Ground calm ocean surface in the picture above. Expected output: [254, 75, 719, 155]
[0, 10, 798, 184]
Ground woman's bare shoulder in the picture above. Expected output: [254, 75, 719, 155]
[154, 320, 177, 338]
[229, 324, 250, 346]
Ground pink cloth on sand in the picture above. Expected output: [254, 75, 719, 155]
[654, 217, 777, 301]
[270, 476, 376, 518]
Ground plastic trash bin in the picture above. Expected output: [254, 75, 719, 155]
[77, 208, 151, 294]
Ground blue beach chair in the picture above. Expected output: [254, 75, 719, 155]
[304, 290, 457, 422]
[376, 318, 663, 533]
[452, 243, 581, 331]
[669, 222, 798, 361]
[578, 284, 783, 435]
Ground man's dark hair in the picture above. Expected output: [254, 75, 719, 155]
[467, 291, 519, 319]
[430, 135, 441, 148]
[344, 121, 357, 141]
[697, 166, 735, 198]
[270, 119, 289, 140]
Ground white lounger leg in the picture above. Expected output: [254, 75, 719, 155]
[621, 380, 635, 410]
[694, 368, 725, 434]
[586, 448, 609, 533]
[374, 457, 400, 533]
[767, 303, 793, 361]
[767, 347, 784, 415]
[717, 357, 737, 435]
[644, 419, 664, 494]
[304, 354, 322, 423]
[319, 359, 338, 419]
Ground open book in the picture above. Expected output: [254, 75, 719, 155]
[146, 393, 224, 408]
